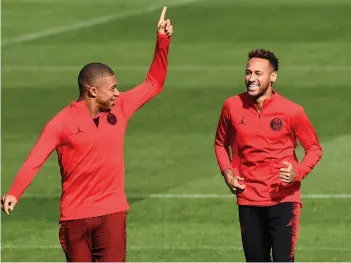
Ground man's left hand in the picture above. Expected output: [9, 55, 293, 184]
[279, 161, 296, 183]
[157, 7, 173, 37]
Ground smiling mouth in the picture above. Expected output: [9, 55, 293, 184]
[247, 83, 259, 91]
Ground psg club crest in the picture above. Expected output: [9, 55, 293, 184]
[107, 113, 117, 125]
[270, 118, 283, 131]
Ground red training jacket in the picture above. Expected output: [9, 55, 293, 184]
[7, 33, 171, 221]
[215, 91, 322, 206]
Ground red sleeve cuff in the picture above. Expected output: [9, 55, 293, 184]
[157, 32, 170, 38]
[156, 33, 171, 46]
[7, 191, 20, 201]
[221, 167, 240, 178]
[294, 164, 303, 182]
[220, 166, 232, 174]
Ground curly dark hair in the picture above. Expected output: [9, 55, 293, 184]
[248, 49, 279, 71]
[78, 63, 114, 93]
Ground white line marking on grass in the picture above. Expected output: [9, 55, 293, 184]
[1, 245, 349, 251]
[3, 0, 132, 2]
[128, 193, 351, 199]
[1, 0, 202, 47]
[3, 65, 351, 72]
[22, 193, 351, 199]
[301, 194, 351, 199]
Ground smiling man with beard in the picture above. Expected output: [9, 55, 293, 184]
[214, 49, 322, 262]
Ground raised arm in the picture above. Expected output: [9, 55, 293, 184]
[120, 7, 173, 120]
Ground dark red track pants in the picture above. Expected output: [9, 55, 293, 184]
[59, 211, 127, 262]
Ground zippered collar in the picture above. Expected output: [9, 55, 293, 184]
[244, 89, 278, 107]
[70, 100, 104, 119]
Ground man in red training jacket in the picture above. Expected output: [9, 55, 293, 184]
[214, 49, 322, 262]
[1, 7, 173, 262]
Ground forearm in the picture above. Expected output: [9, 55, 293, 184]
[119, 33, 171, 119]
[215, 145, 232, 173]
[7, 148, 54, 200]
[6, 122, 59, 201]
[293, 107, 323, 181]
[214, 100, 235, 175]
[147, 33, 171, 86]
[295, 145, 322, 181]
[7, 163, 40, 200]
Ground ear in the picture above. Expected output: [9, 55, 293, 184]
[270, 71, 277, 83]
[87, 87, 98, 98]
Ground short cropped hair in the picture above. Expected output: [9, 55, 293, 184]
[248, 49, 279, 71]
[78, 63, 114, 93]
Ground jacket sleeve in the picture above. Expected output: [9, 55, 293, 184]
[292, 106, 322, 182]
[214, 100, 236, 174]
[119, 33, 171, 120]
[7, 116, 62, 201]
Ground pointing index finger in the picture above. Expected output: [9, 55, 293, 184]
[159, 6, 167, 23]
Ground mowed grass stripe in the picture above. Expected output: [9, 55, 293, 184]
[12, 194, 351, 199]
[1, 245, 349, 251]
[1, 0, 204, 47]
[3, 42, 350, 67]
[2, 198, 350, 261]
[4, 0, 158, 3]
[3, 65, 351, 72]
[2, 72, 350, 92]
[2, 130, 351, 196]
[6, 0, 351, 4]
[1, 248, 349, 262]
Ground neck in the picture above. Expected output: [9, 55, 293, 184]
[78, 95, 100, 117]
[252, 87, 273, 111]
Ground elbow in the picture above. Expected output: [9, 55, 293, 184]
[317, 145, 323, 162]
[315, 141, 323, 160]
[214, 142, 227, 153]
[308, 144, 323, 164]
[154, 83, 164, 97]
[146, 72, 166, 88]
[214, 143, 220, 152]
[214, 144, 220, 153]
[146, 74, 165, 95]
[214, 140, 223, 148]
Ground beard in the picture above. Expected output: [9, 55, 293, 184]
[246, 81, 270, 99]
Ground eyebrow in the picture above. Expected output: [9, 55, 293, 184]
[246, 69, 264, 73]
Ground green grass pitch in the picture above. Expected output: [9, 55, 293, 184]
[1, 0, 351, 261]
